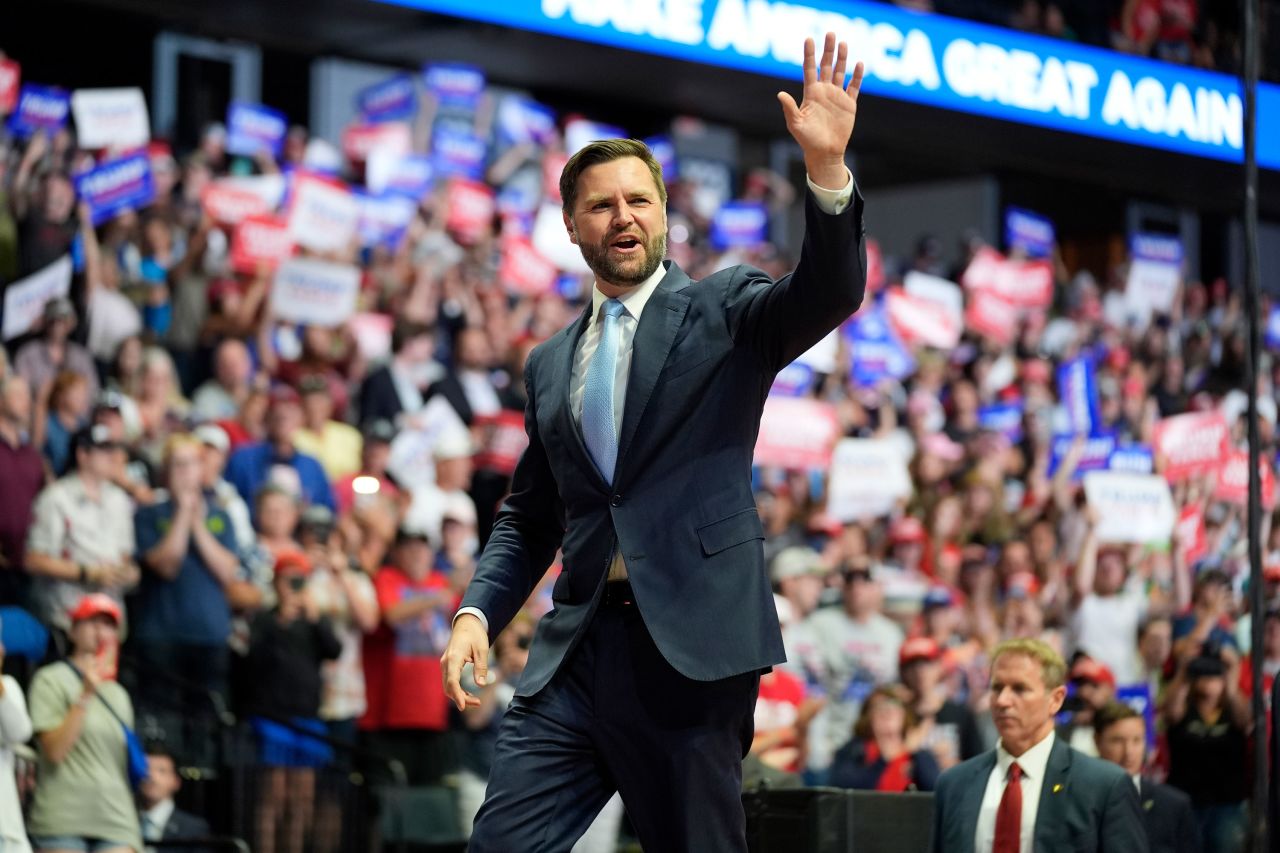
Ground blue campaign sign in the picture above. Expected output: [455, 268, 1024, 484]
[497, 97, 558, 146]
[710, 201, 768, 249]
[7, 84, 69, 137]
[358, 74, 418, 122]
[423, 63, 486, 111]
[979, 401, 1024, 443]
[645, 134, 678, 181]
[1267, 306, 1280, 351]
[1004, 206, 1055, 258]
[373, 0, 1280, 171]
[430, 128, 487, 180]
[1108, 444, 1154, 474]
[770, 362, 816, 397]
[74, 153, 155, 225]
[1115, 683, 1157, 749]
[846, 302, 915, 387]
[226, 102, 288, 159]
[1048, 432, 1115, 480]
[1057, 355, 1101, 436]
[384, 155, 435, 200]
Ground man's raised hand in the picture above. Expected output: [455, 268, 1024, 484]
[777, 32, 865, 189]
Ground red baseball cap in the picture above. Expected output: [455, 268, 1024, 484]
[273, 549, 312, 578]
[888, 516, 927, 545]
[899, 636, 942, 666]
[68, 593, 122, 626]
[1005, 571, 1041, 599]
[1070, 658, 1115, 688]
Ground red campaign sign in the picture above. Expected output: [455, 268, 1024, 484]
[341, 121, 411, 164]
[866, 238, 884, 294]
[203, 183, 273, 226]
[1213, 451, 1277, 508]
[1153, 411, 1230, 481]
[965, 288, 1019, 345]
[445, 179, 496, 245]
[0, 59, 19, 115]
[543, 152, 569, 202]
[1175, 505, 1207, 567]
[754, 397, 840, 471]
[230, 215, 294, 274]
[473, 410, 530, 475]
[499, 236, 557, 296]
[961, 246, 1054, 310]
[885, 287, 962, 350]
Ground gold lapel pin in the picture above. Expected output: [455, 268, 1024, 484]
[1144, 801, 1155, 810]
[1052, 783, 1064, 793]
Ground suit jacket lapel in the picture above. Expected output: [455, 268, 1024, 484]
[616, 264, 691, 477]
[956, 752, 996, 853]
[1034, 736, 1073, 850]
[550, 304, 610, 492]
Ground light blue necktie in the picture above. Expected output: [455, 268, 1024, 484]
[582, 298, 625, 484]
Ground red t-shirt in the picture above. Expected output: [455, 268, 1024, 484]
[360, 566, 456, 731]
[333, 473, 400, 516]
[754, 668, 807, 773]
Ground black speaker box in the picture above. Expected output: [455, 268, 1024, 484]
[743, 787, 935, 853]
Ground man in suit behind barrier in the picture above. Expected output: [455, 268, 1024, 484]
[440, 31, 869, 853]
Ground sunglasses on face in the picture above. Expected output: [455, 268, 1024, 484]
[287, 576, 307, 592]
[516, 635, 532, 651]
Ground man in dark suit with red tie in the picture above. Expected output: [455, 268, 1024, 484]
[931, 639, 1148, 853]
[440, 31, 868, 853]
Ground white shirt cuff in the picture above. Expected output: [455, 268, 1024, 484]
[454, 606, 489, 634]
[806, 167, 854, 215]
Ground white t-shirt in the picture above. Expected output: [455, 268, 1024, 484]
[0, 675, 33, 853]
[1071, 583, 1147, 685]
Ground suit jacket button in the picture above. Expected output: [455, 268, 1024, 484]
[611, 495, 623, 507]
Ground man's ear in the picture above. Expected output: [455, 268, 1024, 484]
[1049, 684, 1067, 716]
[563, 212, 578, 245]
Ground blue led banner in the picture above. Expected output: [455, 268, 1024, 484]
[374, 0, 1280, 171]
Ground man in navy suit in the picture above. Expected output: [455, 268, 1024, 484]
[1093, 701, 1200, 853]
[441, 32, 868, 853]
[931, 639, 1147, 853]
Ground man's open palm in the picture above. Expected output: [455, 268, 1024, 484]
[777, 33, 865, 166]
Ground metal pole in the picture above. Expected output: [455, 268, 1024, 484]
[1243, 0, 1265, 845]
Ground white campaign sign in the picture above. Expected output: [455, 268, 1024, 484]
[826, 437, 913, 521]
[3, 256, 72, 340]
[270, 258, 360, 328]
[288, 177, 360, 253]
[1083, 470, 1177, 544]
[1125, 258, 1180, 324]
[71, 88, 150, 150]
[386, 396, 469, 490]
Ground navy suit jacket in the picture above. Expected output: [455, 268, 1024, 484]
[1139, 777, 1200, 853]
[931, 736, 1149, 853]
[460, 188, 866, 697]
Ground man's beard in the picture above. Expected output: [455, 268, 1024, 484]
[577, 228, 667, 289]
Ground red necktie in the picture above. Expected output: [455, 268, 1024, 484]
[993, 762, 1022, 853]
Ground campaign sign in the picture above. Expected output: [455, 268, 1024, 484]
[1126, 233, 1183, 322]
[754, 397, 840, 471]
[979, 401, 1024, 443]
[884, 287, 962, 350]
[203, 181, 274, 225]
[965, 288, 1020, 345]
[226, 102, 288, 159]
[287, 175, 360, 253]
[7, 84, 69, 137]
[866, 238, 885, 293]
[1266, 305, 1280, 351]
[270, 258, 360, 327]
[357, 73, 417, 122]
[1083, 471, 1176, 544]
[961, 246, 1054, 310]
[430, 128, 487, 181]
[564, 117, 627, 155]
[826, 437, 913, 521]
[1048, 433, 1116, 480]
[0, 59, 19, 115]
[230, 215, 294, 274]
[423, 63, 485, 110]
[645, 135, 677, 181]
[497, 96, 558, 146]
[1004, 206, 1055, 258]
[770, 362, 816, 398]
[2, 255, 72, 341]
[498, 236, 557, 296]
[1175, 505, 1207, 567]
[543, 151, 570, 202]
[74, 152, 155, 225]
[473, 410, 531, 476]
[70, 88, 149, 150]
[710, 201, 768, 249]
[356, 191, 417, 250]
[1114, 684, 1157, 750]
[846, 302, 914, 386]
[342, 121, 411, 164]
[445, 179, 496, 246]
[1108, 444, 1154, 474]
[1154, 411, 1229, 481]
[1214, 451, 1277, 509]
[1057, 355, 1101, 436]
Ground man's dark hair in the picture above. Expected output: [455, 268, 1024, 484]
[558, 138, 667, 218]
[1137, 612, 1171, 643]
[1092, 701, 1143, 736]
[391, 319, 435, 355]
[144, 740, 177, 762]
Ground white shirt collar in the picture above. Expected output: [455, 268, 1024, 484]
[996, 729, 1056, 781]
[143, 798, 175, 834]
[590, 261, 668, 325]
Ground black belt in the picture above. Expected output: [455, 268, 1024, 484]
[600, 580, 635, 607]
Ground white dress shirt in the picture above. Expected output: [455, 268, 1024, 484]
[141, 798, 176, 842]
[456, 169, 855, 630]
[975, 731, 1057, 853]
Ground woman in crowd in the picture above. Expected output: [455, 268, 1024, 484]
[35, 371, 90, 476]
[25, 594, 142, 853]
[827, 685, 940, 792]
